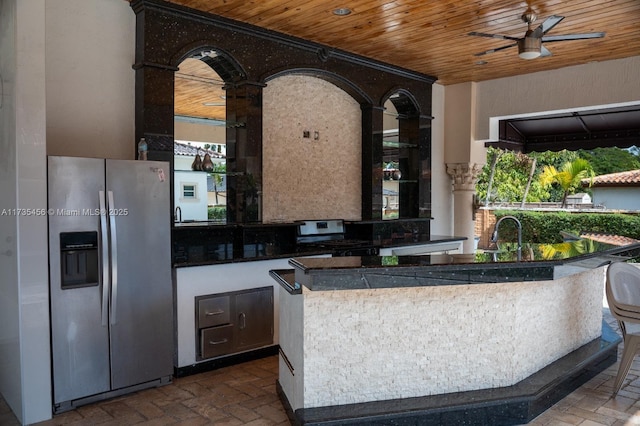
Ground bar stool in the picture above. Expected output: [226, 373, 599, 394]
[605, 261, 640, 394]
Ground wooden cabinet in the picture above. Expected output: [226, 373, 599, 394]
[196, 287, 274, 360]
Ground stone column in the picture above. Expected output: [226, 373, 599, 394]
[446, 163, 482, 254]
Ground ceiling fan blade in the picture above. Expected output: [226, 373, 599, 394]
[542, 32, 605, 42]
[541, 15, 565, 34]
[468, 31, 521, 41]
[531, 15, 564, 38]
[540, 45, 552, 57]
[473, 43, 518, 56]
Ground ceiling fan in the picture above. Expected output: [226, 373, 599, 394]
[469, 9, 605, 60]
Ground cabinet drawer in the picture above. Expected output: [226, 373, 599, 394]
[201, 325, 234, 359]
[198, 295, 231, 328]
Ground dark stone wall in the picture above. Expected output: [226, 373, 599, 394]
[130, 0, 434, 222]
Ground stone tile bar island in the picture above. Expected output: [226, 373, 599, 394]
[270, 239, 640, 425]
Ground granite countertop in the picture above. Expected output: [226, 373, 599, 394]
[172, 214, 466, 267]
[275, 239, 640, 292]
[292, 239, 640, 271]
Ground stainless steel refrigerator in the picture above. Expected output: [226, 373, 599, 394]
[47, 156, 173, 413]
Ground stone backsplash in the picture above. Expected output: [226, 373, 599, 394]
[262, 75, 362, 222]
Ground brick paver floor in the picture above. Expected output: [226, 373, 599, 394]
[2, 309, 640, 425]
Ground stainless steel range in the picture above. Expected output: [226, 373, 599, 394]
[295, 219, 379, 256]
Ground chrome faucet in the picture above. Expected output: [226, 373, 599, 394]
[174, 206, 182, 223]
[490, 215, 522, 261]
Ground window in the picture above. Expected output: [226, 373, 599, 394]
[182, 184, 196, 199]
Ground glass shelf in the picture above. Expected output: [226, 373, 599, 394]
[382, 140, 418, 149]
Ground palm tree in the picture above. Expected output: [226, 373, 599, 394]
[539, 238, 596, 260]
[539, 158, 595, 208]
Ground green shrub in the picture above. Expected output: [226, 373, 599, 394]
[208, 206, 226, 221]
[494, 210, 640, 243]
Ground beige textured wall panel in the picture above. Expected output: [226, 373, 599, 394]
[475, 56, 640, 150]
[295, 267, 602, 408]
[262, 75, 361, 222]
[174, 121, 225, 144]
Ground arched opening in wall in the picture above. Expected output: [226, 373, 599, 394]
[383, 92, 421, 220]
[173, 50, 230, 224]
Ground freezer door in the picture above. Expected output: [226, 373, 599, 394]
[48, 156, 111, 404]
[105, 160, 173, 390]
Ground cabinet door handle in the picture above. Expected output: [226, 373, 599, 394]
[205, 309, 225, 316]
[209, 338, 228, 345]
[239, 312, 246, 329]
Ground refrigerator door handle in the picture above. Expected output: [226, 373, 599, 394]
[108, 191, 119, 325]
[99, 190, 109, 327]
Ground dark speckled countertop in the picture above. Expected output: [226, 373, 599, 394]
[275, 239, 640, 292]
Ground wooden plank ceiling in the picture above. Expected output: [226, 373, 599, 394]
[170, 0, 640, 122]
[175, 58, 227, 122]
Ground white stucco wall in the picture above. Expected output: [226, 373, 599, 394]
[444, 82, 477, 163]
[45, 0, 136, 159]
[175, 156, 194, 171]
[0, 0, 23, 420]
[174, 170, 209, 221]
[0, 0, 51, 424]
[429, 83, 452, 236]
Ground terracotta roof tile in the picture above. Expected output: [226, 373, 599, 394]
[174, 141, 224, 158]
[580, 232, 640, 246]
[583, 169, 640, 186]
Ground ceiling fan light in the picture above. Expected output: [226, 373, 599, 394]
[519, 50, 541, 60]
[518, 37, 542, 59]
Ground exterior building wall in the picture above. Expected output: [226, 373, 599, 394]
[592, 187, 640, 211]
[174, 170, 209, 221]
